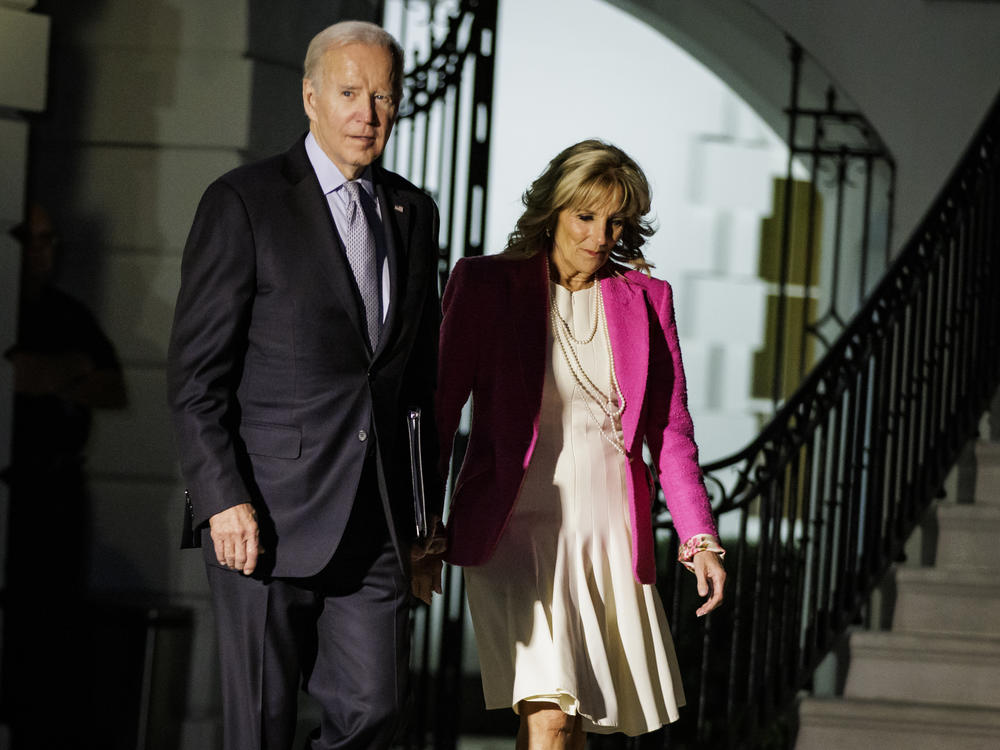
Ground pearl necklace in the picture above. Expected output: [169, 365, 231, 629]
[551, 278, 600, 345]
[548, 275, 627, 455]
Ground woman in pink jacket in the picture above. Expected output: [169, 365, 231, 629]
[436, 140, 725, 749]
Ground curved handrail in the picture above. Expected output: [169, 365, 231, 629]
[689, 87, 1000, 516]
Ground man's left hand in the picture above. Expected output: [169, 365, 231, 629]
[410, 550, 443, 605]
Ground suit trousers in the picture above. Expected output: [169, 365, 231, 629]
[205, 460, 410, 750]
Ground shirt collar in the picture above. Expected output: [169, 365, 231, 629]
[305, 132, 375, 200]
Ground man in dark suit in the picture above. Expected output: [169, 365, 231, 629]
[167, 20, 442, 750]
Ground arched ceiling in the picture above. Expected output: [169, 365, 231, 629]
[607, 0, 835, 143]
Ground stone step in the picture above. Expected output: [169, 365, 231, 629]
[974, 441, 1000, 505]
[935, 503, 1000, 569]
[844, 630, 1000, 708]
[796, 697, 1000, 750]
[893, 567, 1000, 637]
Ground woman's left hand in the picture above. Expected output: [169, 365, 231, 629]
[693, 550, 726, 617]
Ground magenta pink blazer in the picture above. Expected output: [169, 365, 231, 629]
[436, 252, 718, 584]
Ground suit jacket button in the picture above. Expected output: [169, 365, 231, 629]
[358, 429, 368, 442]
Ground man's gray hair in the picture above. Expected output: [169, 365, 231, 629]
[304, 21, 404, 98]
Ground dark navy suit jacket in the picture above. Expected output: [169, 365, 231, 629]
[167, 135, 441, 578]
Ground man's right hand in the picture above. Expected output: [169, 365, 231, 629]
[209, 503, 260, 575]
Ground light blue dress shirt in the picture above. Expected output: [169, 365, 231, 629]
[305, 131, 390, 324]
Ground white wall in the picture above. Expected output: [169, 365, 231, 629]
[749, 0, 1000, 246]
[488, 0, 807, 462]
[614, 0, 1000, 250]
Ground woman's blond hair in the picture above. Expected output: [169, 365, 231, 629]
[503, 139, 655, 273]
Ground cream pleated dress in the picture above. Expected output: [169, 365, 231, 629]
[464, 280, 685, 736]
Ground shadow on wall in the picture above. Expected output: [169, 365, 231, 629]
[24, 0, 185, 580]
[4, 1, 190, 747]
[9, 0, 395, 745]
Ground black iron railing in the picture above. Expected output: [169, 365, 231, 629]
[382, 0, 496, 283]
[649, 88, 1000, 749]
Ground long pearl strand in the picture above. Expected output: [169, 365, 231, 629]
[548, 271, 627, 455]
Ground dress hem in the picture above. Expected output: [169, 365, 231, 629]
[486, 689, 684, 736]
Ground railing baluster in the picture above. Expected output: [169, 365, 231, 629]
[725, 503, 752, 746]
[778, 434, 806, 696]
[802, 409, 829, 670]
[865, 332, 891, 583]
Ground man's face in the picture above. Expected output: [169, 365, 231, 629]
[303, 43, 398, 180]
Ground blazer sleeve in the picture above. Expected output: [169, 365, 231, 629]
[435, 257, 481, 483]
[166, 178, 257, 531]
[642, 279, 719, 544]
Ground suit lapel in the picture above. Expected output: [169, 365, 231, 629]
[282, 141, 372, 355]
[374, 175, 409, 361]
[602, 273, 649, 452]
[373, 166, 433, 367]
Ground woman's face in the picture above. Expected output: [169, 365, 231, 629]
[549, 195, 625, 290]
